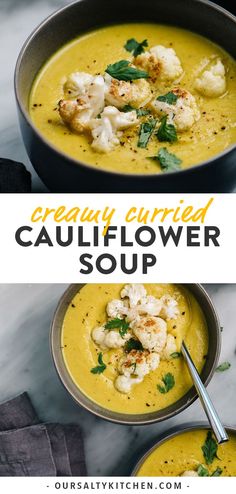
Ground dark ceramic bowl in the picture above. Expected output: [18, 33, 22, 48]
[131, 423, 236, 475]
[50, 283, 221, 425]
[15, 0, 236, 192]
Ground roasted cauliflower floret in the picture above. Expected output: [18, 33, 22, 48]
[120, 283, 147, 307]
[106, 299, 128, 319]
[89, 105, 138, 153]
[63, 72, 94, 99]
[162, 334, 178, 360]
[115, 349, 160, 393]
[151, 87, 200, 132]
[181, 471, 198, 477]
[125, 295, 163, 322]
[131, 316, 167, 352]
[104, 73, 152, 109]
[138, 295, 163, 316]
[134, 45, 183, 83]
[195, 59, 226, 97]
[115, 375, 142, 394]
[92, 325, 131, 350]
[59, 74, 105, 133]
[159, 295, 179, 320]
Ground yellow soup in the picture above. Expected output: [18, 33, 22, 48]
[62, 284, 208, 414]
[30, 23, 236, 174]
[136, 429, 236, 476]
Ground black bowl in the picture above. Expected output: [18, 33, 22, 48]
[51, 283, 221, 425]
[15, 0, 236, 192]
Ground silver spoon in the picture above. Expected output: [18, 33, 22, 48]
[181, 341, 228, 444]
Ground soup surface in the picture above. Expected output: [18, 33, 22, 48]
[62, 284, 208, 414]
[136, 429, 236, 476]
[30, 24, 236, 174]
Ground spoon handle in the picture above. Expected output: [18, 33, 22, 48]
[181, 341, 228, 444]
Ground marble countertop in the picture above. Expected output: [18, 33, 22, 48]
[0, 0, 235, 192]
[0, 283, 235, 476]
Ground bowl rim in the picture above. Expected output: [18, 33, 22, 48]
[14, 0, 236, 181]
[131, 422, 236, 475]
[50, 283, 221, 425]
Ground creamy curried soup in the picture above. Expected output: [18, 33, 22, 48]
[61, 284, 208, 414]
[136, 429, 236, 476]
[30, 24, 236, 175]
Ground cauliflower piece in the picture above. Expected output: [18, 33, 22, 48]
[131, 316, 167, 352]
[92, 325, 130, 350]
[115, 375, 142, 393]
[195, 59, 226, 97]
[134, 45, 183, 83]
[151, 87, 200, 132]
[115, 350, 160, 393]
[120, 284, 147, 307]
[138, 295, 163, 316]
[162, 334, 178, 360]
[89, 105, 138, 153]
[63, 72, 94, 99]
[106, 299, 128, 319]
[104, 74, 152, 109]
[159, 295, 179, 320]
[125, 295, 163, 322]
[181, 471, 198, 477]
[59, 74, 105, 133]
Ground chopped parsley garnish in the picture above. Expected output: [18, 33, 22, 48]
[156, 91, 178, 105]
[90, 352, 106, 374]
[105, 318, 129, 337]
[138, 118, 157, 148]
[156, 115, 178, 143]
[170, 352, 182, 359]
[136, 108, 151, 117]
[122, 104, 150, 117]
[124, 338, 144, 353]
[211, 467, 223, 477]
[202, 431, 219, 465]
[105, 60, 148, 81]
[124, 38, 148, 57]
[149, 147, 182, 172]
[216, 361, 231, 372]
[122, 104, 135, 112]
[157, 373, 175, 394]
[197, 464, 222, 477]
[197, 464, 209, 477]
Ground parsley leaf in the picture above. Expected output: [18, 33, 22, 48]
[124, 338, 144, 353]
[157, 373, 175, 394]
[124, 38, 148, 57]
[197, 464, 209, 477]
[90, 352, 106, 374]
[216, 361, 231, 372]
[149, 147, 182, 172]
[170, 352, 182, 359]
[122, 104, 135, 112]
[136, 108, 151, 117]
[105, 318, 129, 337]
[156, 115, 178, 143]
[105, 60, 149, 81]
[202, 431, 219, 465]
[211, 467, 223, 477]
[138, 118, 157, 148]
[156, 91, 178, 105]
[122, 105, 150, 117]
[197, 464, 223, 477]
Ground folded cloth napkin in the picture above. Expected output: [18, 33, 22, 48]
[0, 158, 31, 192]
[0, 393, 87, 476]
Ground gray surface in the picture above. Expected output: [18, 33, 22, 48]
[0, 284, 235, 476]
[0, 0, 73, 192]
